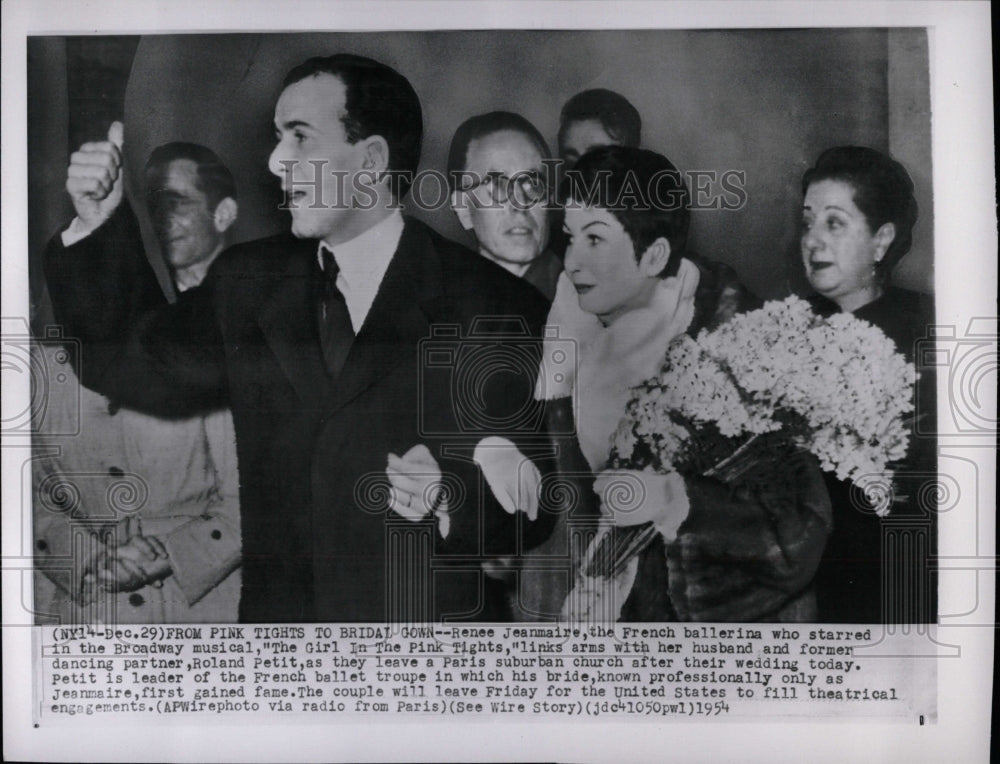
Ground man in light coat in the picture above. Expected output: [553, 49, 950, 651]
[34, 142, 242, 624]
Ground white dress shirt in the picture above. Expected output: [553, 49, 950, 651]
[317, 210, 405, 333]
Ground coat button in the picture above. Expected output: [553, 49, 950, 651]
[211, 530, 222, 540]
[129, 593, 145, 607]
[36, 539, 48, 551]
[108, 466, 125, 477]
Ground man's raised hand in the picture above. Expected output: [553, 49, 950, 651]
[66, 121, 125, 229]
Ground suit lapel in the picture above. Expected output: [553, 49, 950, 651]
[326, 219, 445, 414]
[257, 246, 332, 408]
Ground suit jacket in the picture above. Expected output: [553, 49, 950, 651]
[45, 206, 551, 622]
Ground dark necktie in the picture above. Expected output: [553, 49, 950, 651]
[318, 247, 355, 378]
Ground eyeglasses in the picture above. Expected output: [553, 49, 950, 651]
[461, 171, 549, 207]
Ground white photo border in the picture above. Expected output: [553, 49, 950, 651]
[3, 2, 994, 762]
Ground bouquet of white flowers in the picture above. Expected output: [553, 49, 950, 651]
[588, 296, 916, 578]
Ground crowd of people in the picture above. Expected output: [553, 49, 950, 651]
[34, 53, 935, 626]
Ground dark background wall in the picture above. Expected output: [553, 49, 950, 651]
[28, 29, 932, 326]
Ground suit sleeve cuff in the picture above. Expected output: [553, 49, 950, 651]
[61, 216, 104, 248]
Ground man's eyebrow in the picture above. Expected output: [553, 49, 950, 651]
[581, 221, 610, 230]
[275, 119, 313, 131]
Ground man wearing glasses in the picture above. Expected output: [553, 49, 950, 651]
[446, 112, 573, 620]
[448, 112, 563, 302]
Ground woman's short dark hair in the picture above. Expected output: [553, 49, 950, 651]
[802, 146, 918, 280]
[558, 89, 641, 152]
[145, 142, 237, 210]
[561, 145, 689, 278]
[282, 54, 423, 198]
[446, 111, 550, 191]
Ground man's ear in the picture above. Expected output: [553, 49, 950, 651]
[361, 135, 390, 176]
[451, 189, 474, 231]
[213, 197, 238, 234]
[637, 237, 671, 277]
[873, 221, 896, 264]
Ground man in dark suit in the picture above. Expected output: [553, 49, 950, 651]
[45, 54, 551, 623]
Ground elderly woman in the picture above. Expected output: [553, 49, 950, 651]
[528, 146, 831, 622]
[802, 146, 936, 623]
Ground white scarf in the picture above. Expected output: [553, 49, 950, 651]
[537, 258, 701, 470]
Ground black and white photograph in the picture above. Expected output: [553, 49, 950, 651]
[2, 1, 994, 762]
